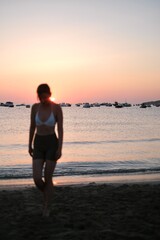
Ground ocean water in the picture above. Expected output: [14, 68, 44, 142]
[0, 105, 160, 185]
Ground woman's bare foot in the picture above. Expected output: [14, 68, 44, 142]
[42, 206, 50, 217]
[42, 202, 51, 217]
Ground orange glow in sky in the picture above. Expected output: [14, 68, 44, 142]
[0, 0, 160, 104]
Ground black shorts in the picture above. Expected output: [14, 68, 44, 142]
[33, 133, 58, 161]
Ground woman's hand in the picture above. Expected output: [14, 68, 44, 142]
[55, 148, 62, 161]
[28, 146, 33, 157]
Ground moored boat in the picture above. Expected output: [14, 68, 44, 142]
[83, 103, 91, 108]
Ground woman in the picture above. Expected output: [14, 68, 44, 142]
[28, 83, 63, 217]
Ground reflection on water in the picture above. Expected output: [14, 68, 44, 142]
[0, 106, 160, 182]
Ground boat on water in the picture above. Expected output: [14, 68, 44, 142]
[93, 103, 100, 107]
[100, 103, 112, 107]
[25, 105, 30, 108]
[0, 101, 14, 107]
[83, 103, 91, 108]
[60, 103, 72, 107]
[122, 103, 132, 107]
[114, 102, 123, 108]
[16, 104, 26, 107]
[140, 103, 147, 108]
[75, 103, 81, 107]
[115, 104, 123, 108]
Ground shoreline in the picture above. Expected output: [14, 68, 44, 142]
[1, 172, 160, 190]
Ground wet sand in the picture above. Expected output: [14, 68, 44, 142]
[0, 183, 160, 240]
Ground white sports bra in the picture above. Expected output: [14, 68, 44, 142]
[35, 106, 56, 127]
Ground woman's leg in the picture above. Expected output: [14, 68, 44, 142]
[43, 160, 57, 216]
[32, 159, 45, 191]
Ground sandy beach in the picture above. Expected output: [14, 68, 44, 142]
[0, 183, 160, 240]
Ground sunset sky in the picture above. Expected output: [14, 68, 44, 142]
[0, 0, 160, 104]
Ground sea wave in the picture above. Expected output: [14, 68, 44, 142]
[0, 138, 159, 150]
[65, 138, 160, 145]
[0, 161, 160, 180]
[0, 144, 27, 149]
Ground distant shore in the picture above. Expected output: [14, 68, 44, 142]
[0, 182, 160, 240]
[1, 99, 160, 108]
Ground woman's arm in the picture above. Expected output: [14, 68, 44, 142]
[55, 104, 63, 160]
[28, 104, 36, 157]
